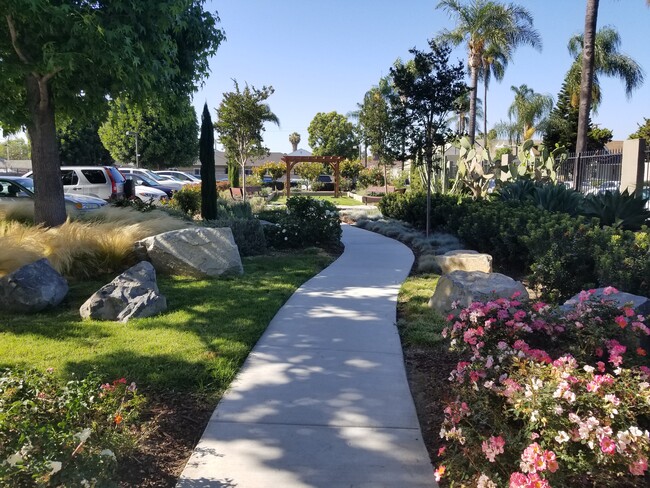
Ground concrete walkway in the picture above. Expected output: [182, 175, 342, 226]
[177, 225, 435, 488]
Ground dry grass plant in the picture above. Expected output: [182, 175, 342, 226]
[0, 205, 193, 278]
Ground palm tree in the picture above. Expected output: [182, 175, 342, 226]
[479, 41, 507, 146]
[449, 92, 483, 136]
[576, 0, 599, 154]
[568, 26, 644, 151]
[507, 84, 553, 140]
[289, 132, 301, 152]
[436, 0, 541, 145]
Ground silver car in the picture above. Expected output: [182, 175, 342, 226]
[0, 176, 107, 211]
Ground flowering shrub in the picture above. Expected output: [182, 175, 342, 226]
[0, 369, 144, 486]
[436, 289, 650, 487]
[264, 196, 341, 249]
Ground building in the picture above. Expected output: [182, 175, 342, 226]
[190, 149, 312, 179]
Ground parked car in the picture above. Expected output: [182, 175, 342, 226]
[155, 170, 201, 184]
[23, 166, 125, 200]
[585, 181, 619, 196]
[123, 174, 175, 199]
[119, 168, 184, 191]
[0, 176, 107, 211]
[131, 184, 168, 204]
[315, 174, 335, 191]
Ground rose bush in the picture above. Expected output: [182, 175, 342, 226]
[0, 369, 144, 487]
[436, 289, 650, 487]
[264, 196, 341, 249]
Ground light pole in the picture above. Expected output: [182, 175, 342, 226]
[126, 130, 140, 168]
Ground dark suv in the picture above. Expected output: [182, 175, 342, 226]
[315, 174, 335, 191]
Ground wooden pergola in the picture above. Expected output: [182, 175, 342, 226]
[281, 155, 343, 198]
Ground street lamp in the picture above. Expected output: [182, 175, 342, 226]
[126, 130, 140, 168]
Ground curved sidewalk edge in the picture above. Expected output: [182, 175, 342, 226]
[177, 225, 436, 488]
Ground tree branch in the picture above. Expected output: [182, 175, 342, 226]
[37, 69, 62, 111]
[6, 14, 31, 64]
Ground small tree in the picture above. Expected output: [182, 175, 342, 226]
[200, 103, 217, 220]
[214, 81, 279, 201]
[340, 159, 364, 181]
[629, 118, 650, 140]
[253, 161, 285, 181]
[390, 39, 466, 236]
[295, 162, 325, 190]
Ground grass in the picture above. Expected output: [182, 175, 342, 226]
[271, 194, 365, 206]
[397, 273, 447, 348]
[0, 249, 335, 401]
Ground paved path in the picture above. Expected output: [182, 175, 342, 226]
[177, 225, 435, 488]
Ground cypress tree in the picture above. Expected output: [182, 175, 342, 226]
[200, 103, 217, 220]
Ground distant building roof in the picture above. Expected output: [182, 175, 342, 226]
[287, 148, 312, 157]
[605, 140, 624, 153]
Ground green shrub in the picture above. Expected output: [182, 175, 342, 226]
[357, 167, 384, 188]
[0, 368, 143, 487]
[206, 218, 267, 256]
[582, 190, 650, 231]
[595, 227, 650, 297]
[169, 184, 202, 216]
[264, 196, 341, 249]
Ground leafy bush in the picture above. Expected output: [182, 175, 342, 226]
[596, 228, 650, 297]
[0, 369, 143, 486]
[437, 291, 650, 487]
[264, 196, 341, 249]
[357, 167, 384, 188]
[206, 218, 267, 256]
[340, 159, 364, 181]
[168, 184, 202, 216]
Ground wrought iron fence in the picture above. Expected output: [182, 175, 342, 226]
[556, 149, 622, 194]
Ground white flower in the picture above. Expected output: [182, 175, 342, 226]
[100, 449, 116, 460]
[74, 427, 92, 443]
[48, 461, 62, 474]
[583, 365, 595, 373]
[5, 452, 23, 466]
[555, 431, 570, 444]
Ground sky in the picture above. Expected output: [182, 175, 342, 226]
[193, 0, 650, 153]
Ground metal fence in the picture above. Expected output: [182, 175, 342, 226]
[556, 149, 622, 194]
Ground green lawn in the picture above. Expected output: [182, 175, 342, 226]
[397, 273, 447, 347]
[0, 250, 335, 400]
[271, 194, 365, 206]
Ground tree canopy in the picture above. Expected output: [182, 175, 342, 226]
[57, 117, 113, 166]
[214, 81, 279, 198]
[0, 0, 224, 226]
[99, 96, 199, 168]
[307, 112, 358, 159]
[629, 118, 650, 140]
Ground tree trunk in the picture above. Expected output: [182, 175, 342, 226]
[468, 56, 480, 146]
[483, 80, 488, 149]
[25, 74, 67, 227]
[576, 0, 599, 154]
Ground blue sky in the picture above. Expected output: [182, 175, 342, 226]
[194, 0, 650, 153]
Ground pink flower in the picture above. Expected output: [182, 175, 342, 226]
[623, 307, 635, 317]
[600, 436, 616, 455]
[437, 446, 446, 457]
[614, 315, 627, 328]
[629, 456, 648, 476]
[603, 286, 619, 295]
[434, 465, 445, 481]
[597, 361, 606, 372]
[481, 435, 506, 462]
[509, 472, 528, 487]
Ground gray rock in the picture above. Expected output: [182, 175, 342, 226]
[562, 288, 650, 315]
[0, 259, 68, 313]
[434, 250, 493, 274]
[80, 261, 167, 322]
[135, 227, 243, 278]
[429, 270, 528, 313]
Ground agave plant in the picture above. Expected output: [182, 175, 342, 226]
[498, 179, 538, 202]
[581, 190, 650, 230]
[531, 183, 584, 216]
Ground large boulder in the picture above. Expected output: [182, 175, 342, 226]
[135, 227, 243, 278]
[562, 288, 650, 316]
[0, 259, 68, 313]
[429, 270, 528, 313]
[435, 250, 492, 274]
[80, 261, 167, 322]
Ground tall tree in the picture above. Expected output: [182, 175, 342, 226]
[0, 1, 223, 226]
[570, 25, 644, 152]
[576, 0, 600, 154]
[436, 0, 541, 145]
[200, 103, 217, 220]
[506, 84, 553, 141]
[629, 118, 650, 140]
[57, 117, 113, 166]
[390, 40, 466, 236]
[99, 96, 199, 168]
[214, 81, 279, 201]
[308, 112, 358, 159]
[479, 42, 507, 147]
[289, 132, 301, 152]
[358, 83, 393, 193]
